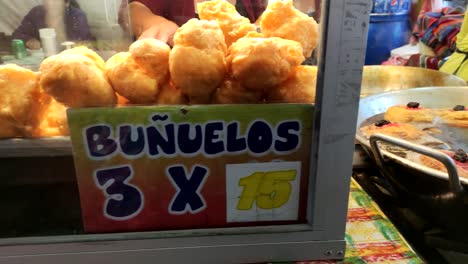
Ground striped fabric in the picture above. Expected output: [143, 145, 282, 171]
[288, 180, 423, 264]
[414, 7, 465, 59]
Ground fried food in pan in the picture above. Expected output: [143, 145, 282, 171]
[384, 103, 435, 123]
[418, 149, 468, 178]
[437, 105, 468, 128]
[360, 120, 425, 141]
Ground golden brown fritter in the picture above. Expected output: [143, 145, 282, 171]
[156, 82, 189, 105]
[106, 52, 160, 104]
[198, 0, 257, 46]
[172, 18, 227, 53]
[385, 105, 435, 123]
[0, 64, 50, 138]
[227, 36, 304, 92]
[261, 0, 319, 58]
[61, 46, 106, 70]
[437, 108, 468, 128]
[39, 47, 116, 108]
[212, 79, 264, 104]
[170, 19, 227, 104]
[33, 98, 69, 137]
[129, 38, 171, 83]
[267, 65, 317, 103]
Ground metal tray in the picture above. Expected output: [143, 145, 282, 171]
[0, 137, 71, 157]
[356, 87, 468, 185]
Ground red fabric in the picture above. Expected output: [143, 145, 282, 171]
[241, 0, 265, 22]
[130, 0, 195, 26]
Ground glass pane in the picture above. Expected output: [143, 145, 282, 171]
[0, 0, 337, 242]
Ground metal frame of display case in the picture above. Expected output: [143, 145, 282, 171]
[0, 0, 370, 263]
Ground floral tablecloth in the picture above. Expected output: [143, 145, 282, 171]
[298, 179, 423, 264]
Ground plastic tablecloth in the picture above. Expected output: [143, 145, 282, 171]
[297, 179, 423, 264]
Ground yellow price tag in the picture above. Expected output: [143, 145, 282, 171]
[237, 170, 297, 210]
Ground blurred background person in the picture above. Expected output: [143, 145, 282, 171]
[122, 0, 266, 45]
[12, 0, 93, 50]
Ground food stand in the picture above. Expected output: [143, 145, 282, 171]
[0, 0, 445, 263]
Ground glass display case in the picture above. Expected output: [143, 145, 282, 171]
[0, 0, 371, 263]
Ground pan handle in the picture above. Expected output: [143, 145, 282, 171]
[369, 133, 464, 198]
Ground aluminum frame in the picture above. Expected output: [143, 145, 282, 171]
[0, 0, 370, 263]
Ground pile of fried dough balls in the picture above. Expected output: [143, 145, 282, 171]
[0, 0, 318, 139]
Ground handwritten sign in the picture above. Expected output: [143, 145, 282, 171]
[68, 104, 313, 233]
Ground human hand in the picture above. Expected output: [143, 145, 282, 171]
[26, 39, 41, 50]
[139, 18, 179, 46]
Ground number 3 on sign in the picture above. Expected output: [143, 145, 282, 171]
[237, 170, 296, 210]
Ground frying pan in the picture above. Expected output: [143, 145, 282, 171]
[356, 87, 468, 241]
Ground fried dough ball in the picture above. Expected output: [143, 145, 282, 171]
[0, 65, 50, 138]
[212, 79, 264, 104]
[384, 105, 435, 123]
[227, 36, 304, 92]
[198, 0, 257, 46]
[60, 46, 106, 70]
[129, 39, 171, 83]
[156, 83, 189, 105]
[261, 0, 319, 58]
[173, 18, 227, 53]
[170, 19, 227, 104]
[34, 98, 69, 137]
[106, 52, 159, 104]
[267, 66, 317, 103]
[39, 48, 116, 108]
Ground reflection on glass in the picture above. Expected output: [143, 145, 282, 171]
[0, 0, 132, 70]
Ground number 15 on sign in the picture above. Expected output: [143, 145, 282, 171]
[226, 162, 301, 223]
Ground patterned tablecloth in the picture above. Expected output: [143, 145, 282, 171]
[298, 179, 424, 264]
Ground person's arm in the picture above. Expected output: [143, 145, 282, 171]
[129, 1, 178, 44]
[12, 7, 42, 49]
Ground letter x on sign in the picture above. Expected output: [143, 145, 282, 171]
[167, 165, 208, 214]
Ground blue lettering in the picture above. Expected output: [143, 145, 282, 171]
[178, 124, 203, 154]
[275, 121, 300, 152]
[226, 122, 246, 153]
[119, 125, 145, 156]
[95, 166, 143, 219]
[167, 165, 207, 214]
[247, 121, 273, 154]
[85, 125, 117, 158]
[204, 122, 225, 155]
[147, 124, 176, 156]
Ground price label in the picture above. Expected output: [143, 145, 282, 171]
[226, 162, 301, 223]
[68, 105, 312, 232]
